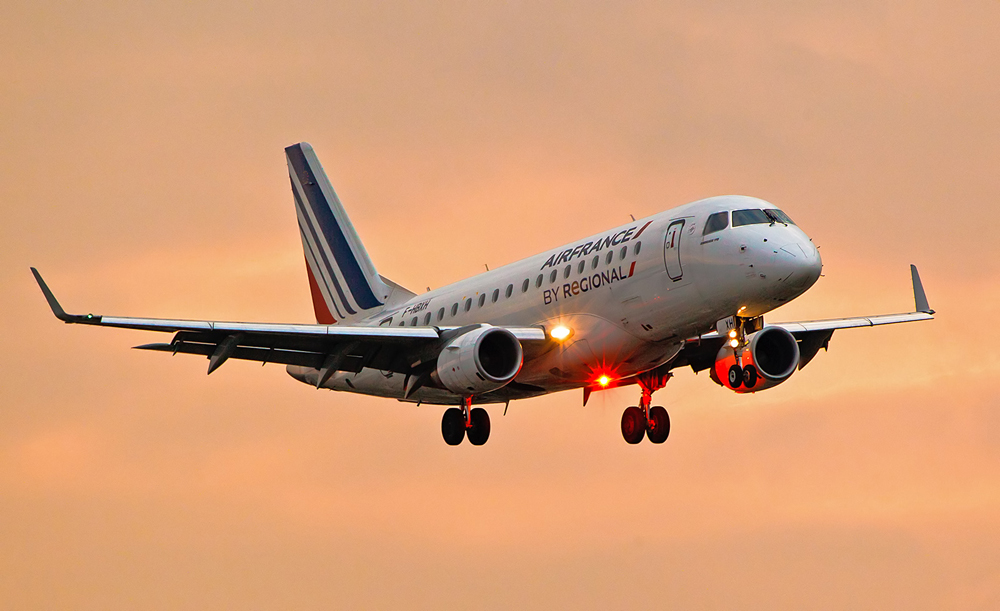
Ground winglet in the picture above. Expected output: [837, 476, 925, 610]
[31, 267, 73, 322]
[30, 268, 99, 324]
[910, 264, 934, 314]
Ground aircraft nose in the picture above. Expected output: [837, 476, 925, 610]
[775, 240, 822, 289]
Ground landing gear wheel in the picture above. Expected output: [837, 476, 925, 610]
[441, 408, 466, 445]
[467, 408, 491, 446]
[742, 364, 758, 389]
[728, 364, 743, 389]
[621, 406, 646, 444]
[646, 406, 670, 444]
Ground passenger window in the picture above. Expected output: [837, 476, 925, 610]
[464, 298, 472, 312]
[563, 265, 571, 279]
[732, 209, 770, 227]
[478, 293, 486, 307]
[578, 261, 585, 274]
[535, 274, 543, 288]
[505, 284, 513, 298]
[423, 312, 431, 325]
[399, 320, 405, 326]
[450, 303, 458, 317]
[410, 316, 418, 326]
[619, 246, 627, 260]
[437, 308, 444, 321]
[606, 252, 613, 265]
[634, 241, 641, 255]
[703, 211, 729, 235]
[549, 270, 557, 283]
[521, 279, 529, 293]
[592, 255, 599, 269]
[492, 288, 499, 303]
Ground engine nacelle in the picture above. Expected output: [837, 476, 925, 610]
[434, 326, 524, 396]
[710, 326, 800, 393]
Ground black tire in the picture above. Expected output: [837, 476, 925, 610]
[742, 364, 758, 389]
[728, 364, 743, 389]
[441, 408, 466, 445]
[646, 406, 670, 444]
[467, 407, 491, 446]
[621, 406, 646, 444]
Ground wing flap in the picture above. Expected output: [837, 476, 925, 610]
[133, 341, 364, 370]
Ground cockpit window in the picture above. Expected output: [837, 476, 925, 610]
[766, 208, 795, 225]
[732, 209, 771, 227]
[703, 211, 729, 235]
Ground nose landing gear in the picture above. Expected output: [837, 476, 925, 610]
[723, 314, 764, 389]
[620, 369, 672, 444]
[441, 397, 492, 446]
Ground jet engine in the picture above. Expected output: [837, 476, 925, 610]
[434, 326, 524, 395]
[711, 326, 800, 393]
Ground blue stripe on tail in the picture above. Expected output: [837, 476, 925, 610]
[291, 181, 355, 317]
[286, 144, 383, 310]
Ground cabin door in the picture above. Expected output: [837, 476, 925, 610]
[663, 219, 685, 281]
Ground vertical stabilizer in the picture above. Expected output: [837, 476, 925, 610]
[286, 142, 390, 323]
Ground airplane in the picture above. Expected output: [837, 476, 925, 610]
[32, 142, 935, 446]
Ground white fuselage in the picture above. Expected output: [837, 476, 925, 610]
[291, 195, 822, 404]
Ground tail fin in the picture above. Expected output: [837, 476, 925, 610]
[286, 142, 390, 323]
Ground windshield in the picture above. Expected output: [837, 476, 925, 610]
[732, 209, 771, 226]
[766, 209, 795, 225]
[702, 211, 729, 235]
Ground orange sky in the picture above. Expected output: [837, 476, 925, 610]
[2, 1, 999, 608]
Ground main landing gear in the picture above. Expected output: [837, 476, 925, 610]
[621, 369, 672, 444]
[441, 397, 491, 446]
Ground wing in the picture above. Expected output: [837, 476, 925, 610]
[30, 268, 546, 378]
[672, 264, 935, 373]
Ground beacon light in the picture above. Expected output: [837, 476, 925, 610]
[598, 375, 611, 387]
[550, 325, 572, 341]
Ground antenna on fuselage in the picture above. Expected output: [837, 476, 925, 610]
[629, 214, 636, 221]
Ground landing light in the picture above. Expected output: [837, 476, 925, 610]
[729, 339, 739, 348]
[550, 325, 572, 341]
[728, 329, 737, 339]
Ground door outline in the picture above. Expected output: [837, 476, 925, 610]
[664, 219, 685, 281]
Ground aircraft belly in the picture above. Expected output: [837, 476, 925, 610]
[515, 318, 683, 387]
[288, 366, 540, 405]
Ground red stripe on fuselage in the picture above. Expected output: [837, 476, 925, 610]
[628, 261, 636, 277]
[305, 258, 337, 324]
[631, 220, 653, 240]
